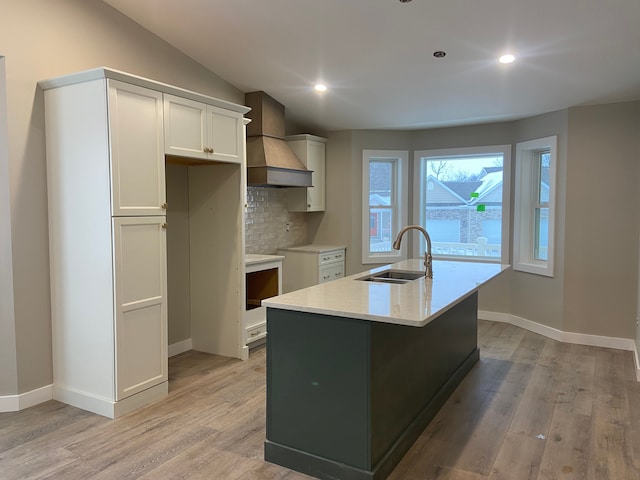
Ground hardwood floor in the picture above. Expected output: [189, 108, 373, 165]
[1, 320, 639, 479]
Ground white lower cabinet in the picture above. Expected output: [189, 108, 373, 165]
[277, 245, 346, 293]
[244, 255, 283, 345]
[113, 217, 168, 400]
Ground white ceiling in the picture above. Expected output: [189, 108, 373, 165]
[103, 0, 640, 132]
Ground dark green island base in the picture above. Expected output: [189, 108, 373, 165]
[265, 292, 479, 480]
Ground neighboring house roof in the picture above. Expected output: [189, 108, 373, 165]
[372, 166, 542, 208]
[468, 170, 503, 205]
[481, 166, 503, 175]
[369, 193, 390, 206]
[369, 162, 393, 191]
[442, 181, 482, 201]
[426, 175, 468, 205]
[427, 169, 506, 206]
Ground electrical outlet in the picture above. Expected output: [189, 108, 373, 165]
[285, 223, 291, 232]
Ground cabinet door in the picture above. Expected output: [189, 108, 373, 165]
[113, 216, 168, 400]
[163, 94, 208, 160]
[206, 105, 243, 163]
[286, 138, 326, 212]
[306, 141, 326, 211]
[108, 80, 166, 216]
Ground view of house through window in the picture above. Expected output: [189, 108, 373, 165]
[362, 150, 408, 263]
[369, 160, 396, 253]
[414, 146, 510, 262]
[534, 151, 551, 260]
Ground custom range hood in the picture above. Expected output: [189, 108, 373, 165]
[245, 91, 312, 187]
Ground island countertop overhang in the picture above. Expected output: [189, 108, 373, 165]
[262, 259, 510, 327]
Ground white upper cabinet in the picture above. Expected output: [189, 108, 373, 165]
[163, 94, 243, 163]
[286, 135, 327, 212]
[108, 80, 166, 216]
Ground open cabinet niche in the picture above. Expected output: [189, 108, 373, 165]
[166, 160, 247, 361]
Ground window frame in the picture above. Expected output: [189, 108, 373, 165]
[362, 150, 408, 264]
[413, 145, 511, 264]
[513, 136, 557, 277]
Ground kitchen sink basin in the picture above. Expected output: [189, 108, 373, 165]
[357, 269, 425, 284]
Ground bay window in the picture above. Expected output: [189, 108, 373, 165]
[514, 136, 557, 276]
[362, 150, 408, 264]
[413, 146, 511, 263]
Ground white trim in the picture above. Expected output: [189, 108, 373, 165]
[479, 310, 638, 368]
[513, 136, 557, 277]
[413, 145, 511, 265]
[0, 384, 53, 412]
[54, 381, 168, 418]
[168, 338, 193, 357]
[38, 67, 250, 115]
[362, 150, 409, 264]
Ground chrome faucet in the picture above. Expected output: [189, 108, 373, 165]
[392, 225, 433, 278]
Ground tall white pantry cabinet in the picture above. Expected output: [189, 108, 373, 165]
[41, 68, 250, 418]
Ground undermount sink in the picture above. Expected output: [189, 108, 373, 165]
[357, 269, 425, 284]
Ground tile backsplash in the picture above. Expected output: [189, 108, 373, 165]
[245, 187, 307, 254]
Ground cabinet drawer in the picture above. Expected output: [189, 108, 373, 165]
[319, 249, 345, 266]
[246, 322, 267, 343]
[319, 263, 345, 284]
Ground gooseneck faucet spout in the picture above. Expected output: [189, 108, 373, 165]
[393, 225, 433, 279]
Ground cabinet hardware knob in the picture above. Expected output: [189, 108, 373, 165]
[161, 203, 168, 209]
[162, 223, 168, 229]
[308, 204, 311, 208]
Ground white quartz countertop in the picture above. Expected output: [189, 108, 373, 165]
[262, 259, 509, 327]
[276, 244, 346, 253]
[245, 254, 285, 265]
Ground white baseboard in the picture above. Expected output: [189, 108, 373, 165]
[168, 338, 192, 357]
[54, 382, 168, 418]
[0, 384, 53, 412]
[479, 310, 640, 381]
[1, 338, 190, 414]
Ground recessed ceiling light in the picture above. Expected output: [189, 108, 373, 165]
[314, 83, 327, 93]
[499, 54, 515, 64]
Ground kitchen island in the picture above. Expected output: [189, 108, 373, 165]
[262, 259, 509, 480]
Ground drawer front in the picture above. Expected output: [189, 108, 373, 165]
[319, 249, 345, 266]
[319, 262, 345, 284]
[246, 322, 267, 343]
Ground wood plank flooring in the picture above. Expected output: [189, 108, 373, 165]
[1, 320, 639, 479]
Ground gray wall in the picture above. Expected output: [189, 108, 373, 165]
[507, 110, 569, 331]
[0, 0, 243, 396]
[564, 102, 640, 338]
[311, 103, 640, 342]
[0, 57, 19, 396]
